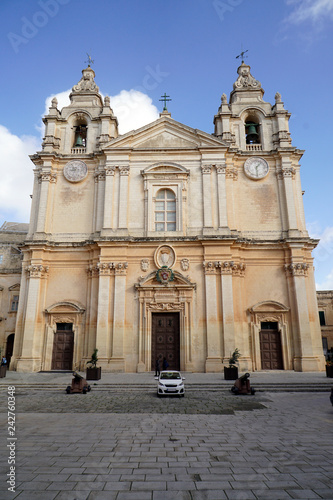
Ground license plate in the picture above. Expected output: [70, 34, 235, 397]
[166, 389, 177, 393]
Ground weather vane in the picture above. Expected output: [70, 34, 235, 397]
[236, 48, 248, 63]
[85, 53, 94, 67]
[159, 93, 172, 111]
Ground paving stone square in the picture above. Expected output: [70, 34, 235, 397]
[0, 373, 333, 499]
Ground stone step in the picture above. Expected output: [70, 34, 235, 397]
[1, 382, 332, 392]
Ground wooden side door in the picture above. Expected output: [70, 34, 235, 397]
[260, 322, 283, 370]
[151, 313, 180, 370]
[51, 324, 74, 370]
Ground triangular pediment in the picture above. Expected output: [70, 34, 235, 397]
[102, 116, 227, 151]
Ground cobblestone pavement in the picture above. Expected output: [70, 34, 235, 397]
[0, 389, 266, 415]
[1, 387, 333, 500]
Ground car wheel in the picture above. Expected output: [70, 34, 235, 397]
[66, 386, 71, 394]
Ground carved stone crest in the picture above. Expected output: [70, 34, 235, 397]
[180, 258, 189, 272]
[141, 259, 149, 272]
[154, 245, 176, 269]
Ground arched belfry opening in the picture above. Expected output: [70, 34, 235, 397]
[245, 117, 260, 144]
[73, 123, 87, 148]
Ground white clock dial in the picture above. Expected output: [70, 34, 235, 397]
[63, 160, 88, 183]
[244, 157, 269, 180]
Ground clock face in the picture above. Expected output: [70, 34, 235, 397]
[63, 160, 87, 183]
[244, 157, 269, 180]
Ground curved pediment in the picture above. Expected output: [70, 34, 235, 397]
[136, 270, 195, 288]
[249, 301, 289, 313]
[45, 301, 85, 314]
[142, 162, 189, 176]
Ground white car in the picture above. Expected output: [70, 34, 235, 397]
[156, 370, 185, 397]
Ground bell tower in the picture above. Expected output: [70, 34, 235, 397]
[41, 65, 119, 156]
[214, 61, 292, 152]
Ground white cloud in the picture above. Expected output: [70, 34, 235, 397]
[285, 0, 333, 24]
[0, 88, 159, 225]
[308, 223, 333, 289]
[0, 125, 39, 223]
[40, 88, 159, 136]
[109, 89, 159, 134]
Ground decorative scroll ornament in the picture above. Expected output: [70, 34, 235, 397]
[64, 160, 88, 183]
[233, 63, 262, 91]
[201, 165, 212, 174]
[87, 262, 128, 276]
[38, 172, 57, 183]
[277, 167, 296, 180]
[204, 261, 246, 276]
[156, 267, 174, 285]
[149, 302, 184, 311]
[71, 67, 99, 94]
[284, 263, 309, 277]
[26, 265, 49, 278]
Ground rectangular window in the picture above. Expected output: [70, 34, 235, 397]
[319, 311, 326, 326]
[0, 255, 3, 264]
[11, 295, 19, 312]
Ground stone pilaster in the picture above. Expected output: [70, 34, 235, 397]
[111, 262, 128, 371]
[277, 163, 298, 235]
[201, 165, 213, 233]
[203, 261, 222, 372]
[35, 171, 57, 234]
[284, 262, 323, 371]
[118, 166, 130, 232]
[102, 166, 115, 231]
[16, 264, 49, 372]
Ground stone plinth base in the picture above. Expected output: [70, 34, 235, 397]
[293, 356, 326, 372]
[205, 357, 223, 373]
[137, 362, 146, 373]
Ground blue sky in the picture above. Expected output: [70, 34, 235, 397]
[0, 0, 332, 289]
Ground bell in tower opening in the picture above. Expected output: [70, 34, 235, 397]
[74, 124, 87, 147]
[245, 121, 260, 144]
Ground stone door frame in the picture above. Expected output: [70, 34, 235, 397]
[135, 271, 195, 372]
[248, 301, 290, 371]
[43, 301, 85, 371]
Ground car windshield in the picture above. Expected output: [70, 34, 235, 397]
[160, 372, 181, 380]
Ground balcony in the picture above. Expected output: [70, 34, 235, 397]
[71, 147, 87, 154]
[246, 144, 262, 152]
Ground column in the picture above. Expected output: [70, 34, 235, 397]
[118, 166, 130, 232]
[102, 166, 115, 230]
[201, 165, 213, 232]
[111, 262, 128, 371]
[95, 263, 112, 366]
[203, 261, 222, 372]
[16, 265, 49, 372]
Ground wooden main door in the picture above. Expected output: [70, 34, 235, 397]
[151, 313, 180, 371]
[51, 323, 74, 370]
[260, 322, 283, 370]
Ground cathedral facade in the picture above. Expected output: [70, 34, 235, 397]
[10, 63, 325, 373]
